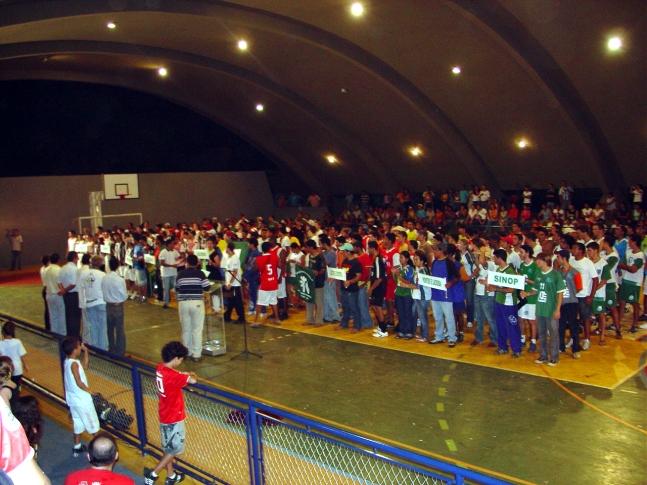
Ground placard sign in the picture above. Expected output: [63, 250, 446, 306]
[125, 254, 133, 266]
[327, 267, 346, 281]
[100, 244, 111, 254]
[75, 243, 88, 254]
[144, 254, 156, 265]
[418, 274, 446, 290]
[487, 271, 525, 290]
[194, 249, 209, 260]
[295, 265, 315, 303]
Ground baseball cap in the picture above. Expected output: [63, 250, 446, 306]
[340, 243, 354, 252]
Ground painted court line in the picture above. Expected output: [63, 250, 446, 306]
[436, 403, 445, 412]
[445, 439, 457, 452]
[442, 374, 450, 383]
[438, 387, 447, 397]
[438, 419, 449, 431]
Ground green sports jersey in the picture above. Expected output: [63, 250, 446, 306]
[494, 265, 519, 306]
[519, 261, 539, 304]
[592, 258, 609, 299]
[533, 269, 566, 318]
[604, 251, 619, 285]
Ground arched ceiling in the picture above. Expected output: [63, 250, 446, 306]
[0, 0, 644, 196]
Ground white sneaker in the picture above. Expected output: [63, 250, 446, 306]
[372, 330, 388, 338]
[467, 321, 473, 328]
[565, 338, 573, 349]
[582, 338, 590, 350]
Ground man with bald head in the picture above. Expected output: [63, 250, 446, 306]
[64, 432, 134, 484]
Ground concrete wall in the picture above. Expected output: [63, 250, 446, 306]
[0, 171, 274, 268]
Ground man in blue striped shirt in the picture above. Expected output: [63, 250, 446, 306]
[176, 255, 211, 362]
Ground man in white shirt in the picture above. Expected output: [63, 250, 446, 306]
[6, 228, 23, 271]
[618, 234, 644, 333]
[59, 252, 81, 337]
[44, 253, 66, 335]
[223, 243, 245, 323]
[81, 256, 108, 351]
[569, 242, 599, 350]
[159, 239, 181, 309]
[102, 256, 128, 355]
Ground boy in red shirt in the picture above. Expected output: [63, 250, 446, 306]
[144, 342, 197, 485]
[252, 242, 280, 325]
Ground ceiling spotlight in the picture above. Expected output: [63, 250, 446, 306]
[325, 154, 338, 164]
[451, 66, 461, 75]
[350, 2, 365, 17]
[237, 39, 249, 51]
[157, 67, 168, 77]
[516, 137, 530, 149]
[340, 87, 349, 94]
[408, 146, 423, 157]
[255, 103, 265, 112]
[606, 35, 623, 52]
[106, 21, 117, 30]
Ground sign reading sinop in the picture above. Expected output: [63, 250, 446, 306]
[487, 271, 525, 290]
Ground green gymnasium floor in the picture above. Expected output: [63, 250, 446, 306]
[0, 281, 645, 485]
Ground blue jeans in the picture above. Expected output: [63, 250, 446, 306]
[395, 295, 415, 336]
[247, 279, 259, 312]
[495, 303, 521, 353]
[474, 294, 497, 343]
[357, 287, 372, 329]
[340, 291, 360, 328]
[464, 279, 475, 323]
[86, 304, 109, 351]
[431, 300, 456, 343]
[324, 280, 340, 321]
[162, 275, 176, 305]
[413, 299, 430, 339]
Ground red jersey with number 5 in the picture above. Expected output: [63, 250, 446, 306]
[156, 364, 190, 424]
[257, 251, 279, 291]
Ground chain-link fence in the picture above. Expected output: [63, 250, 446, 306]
[5, 315, 507, 485]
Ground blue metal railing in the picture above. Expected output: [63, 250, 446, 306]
[1, 313, 510, 485]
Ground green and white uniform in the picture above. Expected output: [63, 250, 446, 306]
[620, 250, 644, 303]
[533, 269, 566, 318]
[591, 258, 610, 315]
[494, 265, 519, 306]
[518, 261, 538, 320]
[604, 250, 619, 308]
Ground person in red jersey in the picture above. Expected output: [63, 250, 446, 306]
[381, 233, 400, 327]
[144, 342, 196, 485]
[65, 433, 134, 485]
[253, 241, 280, 326]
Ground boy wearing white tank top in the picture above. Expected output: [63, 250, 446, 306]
[62, 336, 100, 457]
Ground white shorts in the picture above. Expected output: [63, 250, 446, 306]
[518, 303, 536, 320]
[70, 403, 100, 435]
[257, 290, 278, 307]
[277, 279, 287, 299]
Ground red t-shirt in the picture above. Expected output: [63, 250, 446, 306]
[156, 364, 190, 424]
[65, 469, 135, 485]
[357, 253, 371, 282]
[257, 252, 279, 291]
[381, 247, 399, 272]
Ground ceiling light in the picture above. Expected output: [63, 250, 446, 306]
[340, 87, 349, 94]
[157, 67, 168, 77]
[325, 154, 338, 164]
[451, 66, 461, 75]
[516, 137, 530, 150]
[607, 35, 623, 52]
[106, 21, 116, 30]
[237, 39, 249, 51]
[255, 103, 264, 112]
[350, 2, 365, 17]
[408, 146, 423, 157]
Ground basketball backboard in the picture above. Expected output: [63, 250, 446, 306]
[103, 174, 139, 200]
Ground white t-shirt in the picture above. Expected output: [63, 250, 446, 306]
[159, 249, 180, 278]
[475, 264, 495, 297]
[39, 265, 49, 286]
[0, 339, 26, 375]
[67, 237, 77, 252]
[592, 258, 607, 298]
[44, 265, 61, 296]
[64, 358, 92, 407]
[76, 265, 90, 309]
[224, 254, 242, 287]
[570, 256, 598, 297]
[81, 269, 105, 307]
[622, 250, 644, 285]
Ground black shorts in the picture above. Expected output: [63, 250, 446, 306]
[369, 287, 385, 307]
